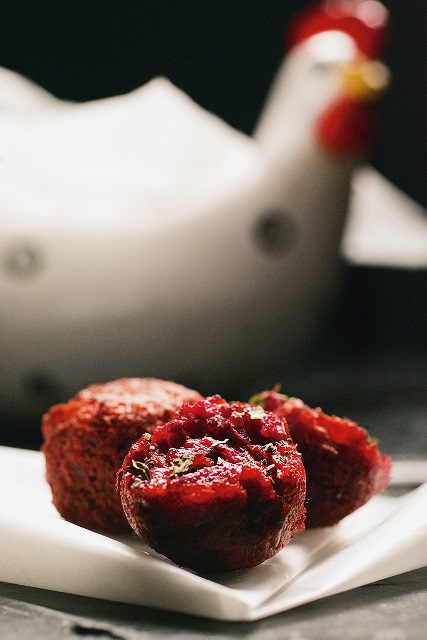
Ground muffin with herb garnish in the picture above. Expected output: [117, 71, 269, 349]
[118, 395, 306, 573]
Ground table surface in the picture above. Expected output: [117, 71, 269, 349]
[1, 567, 427, 640]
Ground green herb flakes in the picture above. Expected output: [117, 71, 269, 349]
[131, 459, 152, 482]
[262, 442, 277, 453]
[170, 453, 193, 478]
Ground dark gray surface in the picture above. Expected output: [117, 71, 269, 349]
[1, 567, 427, 640]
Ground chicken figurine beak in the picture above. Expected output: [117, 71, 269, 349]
[339, 55, 390, 101]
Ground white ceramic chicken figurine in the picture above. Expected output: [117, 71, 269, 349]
[0, 1, 392, 422]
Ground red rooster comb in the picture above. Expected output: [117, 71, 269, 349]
[288, 0, 389, 57]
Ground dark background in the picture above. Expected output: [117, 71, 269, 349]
[0, 1, 425, 448]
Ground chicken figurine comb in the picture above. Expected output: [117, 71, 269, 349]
[0, 1, 390, 423]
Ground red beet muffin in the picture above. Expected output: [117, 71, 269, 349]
[41, 378, 202, 533]
[251, 390, 392, 527]
[118, 395, 306, 573]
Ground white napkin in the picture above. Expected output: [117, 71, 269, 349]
[1, 446, 426, 621]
